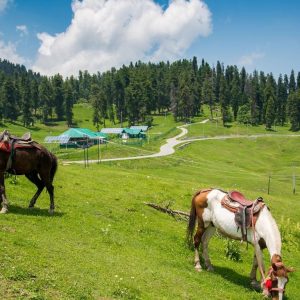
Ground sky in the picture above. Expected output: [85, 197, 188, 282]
[0, 0, 299, 77]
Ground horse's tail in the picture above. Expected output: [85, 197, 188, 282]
[50, 153, 58, 182]
[186, 191, 200, 248]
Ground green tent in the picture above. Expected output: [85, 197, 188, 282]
[60, 128, 107, 139]
[59, 128, 107, 148]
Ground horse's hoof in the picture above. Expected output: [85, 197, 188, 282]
[28, 206, 34, 209]
[48, 209, 54, 215]
[0, 208, 8, 214]
[207, 266, 214, 272]
[195, 267, 202, 272]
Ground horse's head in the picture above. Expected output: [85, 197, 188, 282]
[263, 256, 294, 300]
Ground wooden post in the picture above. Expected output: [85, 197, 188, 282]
[86, 135, 89, 167]
[293, 173, 296, 194]
[267, 175, 271, 194]
[83, 145, 86, 168]
[97, 138, 100, 164]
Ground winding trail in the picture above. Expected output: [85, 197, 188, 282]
[64, 120, 300, 165]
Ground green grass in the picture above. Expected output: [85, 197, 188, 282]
[0, 108, 299, 299]
[185, 118, 296, 139]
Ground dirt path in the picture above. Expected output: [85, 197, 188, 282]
[64, 121, 300, 165]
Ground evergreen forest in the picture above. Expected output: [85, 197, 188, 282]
[1, 57, 300, 131]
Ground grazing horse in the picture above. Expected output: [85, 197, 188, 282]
[187, 188, 294, 300]
[0, 130, 57, 214]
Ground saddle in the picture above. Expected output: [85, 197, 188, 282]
[0, 130, 40, 171]
[0, 131, 35, 152]
[12, 132, 32, 142]
[221, 190, 265, 241]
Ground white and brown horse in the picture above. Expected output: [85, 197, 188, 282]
[187, 188, 294, 300]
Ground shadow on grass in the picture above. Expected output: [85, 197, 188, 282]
[9, 204, 65, 217]
[213, 265, 257, 291]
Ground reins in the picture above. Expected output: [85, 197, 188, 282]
[250, 198, 266, 282]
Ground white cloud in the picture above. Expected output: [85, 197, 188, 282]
[238, 52, 265, 67]
[32, 0, 212, 77]
[16, 25, 28, 36]
[0, 39, 25, 64]
[0, 0, 12, 12]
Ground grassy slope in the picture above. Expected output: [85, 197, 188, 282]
[0, 107, 299, 299]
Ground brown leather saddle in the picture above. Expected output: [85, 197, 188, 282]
[221, 190, 265, 241]
[0, 130, 40, 170]
[0, 130, 35, 152]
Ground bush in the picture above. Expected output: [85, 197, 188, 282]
[225, 240, 241, 262]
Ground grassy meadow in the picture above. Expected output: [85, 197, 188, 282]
[0, 106, 299, 299]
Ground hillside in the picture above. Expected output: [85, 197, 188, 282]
[0, 107, 299, 299]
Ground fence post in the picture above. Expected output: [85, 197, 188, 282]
[293, 173, 296, 194]
[267, 175, 271, 194]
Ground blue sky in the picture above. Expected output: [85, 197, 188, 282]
[0, 0, 299, 77]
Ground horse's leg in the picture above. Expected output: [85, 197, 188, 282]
[201, 225, 216, 271]
[0, 172, 8, 214]
[193, 217, 205, 272]
[25, 172, 45, 208]
[39, 170, 55, 215]
[47, 183, 54, 215]
[251, 243, 265, 289]
[250, 253, 261, 290]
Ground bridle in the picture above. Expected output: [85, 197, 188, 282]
[250, 205, 290, 297]
[262, 263, 289, 297]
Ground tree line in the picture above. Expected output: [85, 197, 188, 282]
[1, 57, 300, 131]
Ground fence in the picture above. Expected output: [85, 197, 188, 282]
[267, 174, 298, 195]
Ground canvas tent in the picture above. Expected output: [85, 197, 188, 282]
[45, 128, 107, 148]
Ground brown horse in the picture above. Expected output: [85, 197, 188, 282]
[0, 130, 57, 214]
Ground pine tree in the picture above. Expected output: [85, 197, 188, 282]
[156, 62, 170, 114]
[297, 72, 300, 90]
[249, 71, 260, 125]
[276, 74, 288, 126]
[30, 79, 39, 117]
[52, 74, 64, 120]
[64, 81, 73, 127]
[264, 74, 277, 130]
[230, 67, 241, 120]
[287, 90, 300, 131]
[178, 71, 193, 122]
[170, 82, 179, 121]
[237, 103, 251, 124]
[20, 76, 33, 127]
[289, 70, 296, 93]
[90, 84, 103, 130]
[215, 61, 223, 103]
[1, 77, 18, 121]
[39, 77, 52, 123]
[259, 71, 267, 123]
[113, 67, 127, 126]
[202, 72, 215, 119]
[219, 73, 232, 126]
[240, 67, 247, 105]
